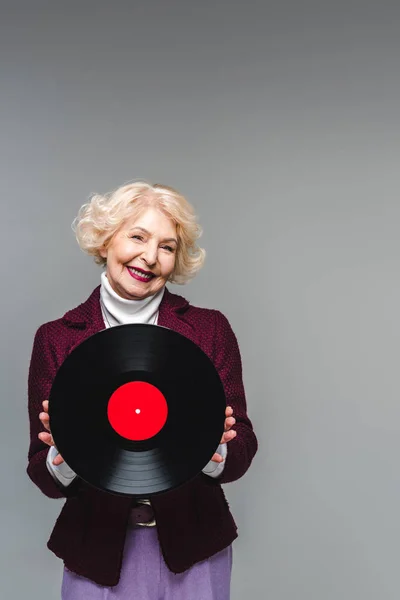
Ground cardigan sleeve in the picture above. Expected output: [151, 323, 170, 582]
[26, 323, 81, 499]
[211, 310, 258, 484]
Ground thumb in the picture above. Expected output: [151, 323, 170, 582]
[52, 452, 65, 466]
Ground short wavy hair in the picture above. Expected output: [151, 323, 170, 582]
[72, 181, 206, 284]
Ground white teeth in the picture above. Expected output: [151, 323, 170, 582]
[129, 267, 152, 279]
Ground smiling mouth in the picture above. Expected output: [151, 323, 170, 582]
[127, 267, 155, 282]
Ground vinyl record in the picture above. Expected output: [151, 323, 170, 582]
[48, 324, 227, 497]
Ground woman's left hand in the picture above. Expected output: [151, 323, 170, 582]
[211, 406, 236, 463]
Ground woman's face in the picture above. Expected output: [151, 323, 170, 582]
[100, 207, 178, 300]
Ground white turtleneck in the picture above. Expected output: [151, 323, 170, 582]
[99, 270, 165, 327]
[46, 271, 227, 487]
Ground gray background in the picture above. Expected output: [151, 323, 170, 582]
[1, 1, 400, 598]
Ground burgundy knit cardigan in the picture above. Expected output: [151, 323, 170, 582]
[27, 285, 258, 587]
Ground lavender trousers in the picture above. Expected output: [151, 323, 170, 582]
[61, 526, 232, 600]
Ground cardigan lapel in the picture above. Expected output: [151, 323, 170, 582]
[61, 285, 200, 347]
[157, 289, 199, 346]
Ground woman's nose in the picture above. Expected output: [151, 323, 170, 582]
[141, 243, 157, 265]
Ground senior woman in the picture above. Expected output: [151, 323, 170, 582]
[27, 181, 258, 600]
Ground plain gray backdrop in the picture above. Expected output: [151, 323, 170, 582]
[2, 1, 400, 598]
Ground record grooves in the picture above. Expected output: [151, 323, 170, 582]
[49, 324, 226, 497]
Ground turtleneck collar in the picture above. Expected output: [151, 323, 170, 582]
[99, 270, 165, 328]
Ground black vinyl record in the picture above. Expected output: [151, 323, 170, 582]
[48, 324, 227, 497]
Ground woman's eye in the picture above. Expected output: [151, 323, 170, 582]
[132, 235, 142, 240]
[162, 245, 175, 252]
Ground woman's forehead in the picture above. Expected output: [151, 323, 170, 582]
[123, 208, 177, 235]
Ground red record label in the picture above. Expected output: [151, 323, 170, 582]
[49, 323, 227, 497]
[107, 381, 168, 441]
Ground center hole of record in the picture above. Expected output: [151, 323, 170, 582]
[107, 381, 168, 441]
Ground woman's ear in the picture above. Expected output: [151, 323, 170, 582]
[99, 244, 108, 259]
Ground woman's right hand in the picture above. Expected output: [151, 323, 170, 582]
[38, 400, 65, 465]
